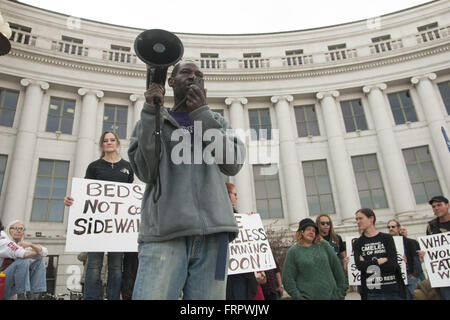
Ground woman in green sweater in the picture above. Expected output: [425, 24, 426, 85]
[282, 218, 348, 300]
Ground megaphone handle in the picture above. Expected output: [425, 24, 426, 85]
[152, 100, 162, 203]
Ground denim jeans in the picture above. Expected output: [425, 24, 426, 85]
[132, 234, 228, 300]
[84, 252, 123, 300]
[439, 286, 450, 300]
[3, 258, 47, 299]
[367, 292, 404, 300]
[406, 274, 419, 300]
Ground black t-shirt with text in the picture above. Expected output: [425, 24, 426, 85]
[85, 158, 134, 183]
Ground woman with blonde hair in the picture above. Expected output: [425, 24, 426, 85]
[315, 214, 346, 272]
[64, 131, 134, 300]
[282, 218, 348, 300]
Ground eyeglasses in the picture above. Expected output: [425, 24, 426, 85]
[10, 227, 25, 232]
[388, 225, 397, 229]
[320, 221, 331, 226]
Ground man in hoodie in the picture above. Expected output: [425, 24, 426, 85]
[128, 61, 245, 299]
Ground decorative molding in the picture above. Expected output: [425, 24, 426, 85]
[225, 97, 248, 106]
[20, 78, 49, 90]
[362, 83, 388, 94]
[316, 90, 340, 100]
[130, 94, 145, 102]
[9, 43, 450, 83]
[411, 72, 437, 85]
[270, 95, 293, 104]
[77, 88, 104, 99]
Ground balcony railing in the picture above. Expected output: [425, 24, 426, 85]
[198, 58, 227, 69]
[282, 54, 314, 66]
[325, 48, 357, 62]
[51, 40, 89, 57]
[102, 50, 137, 63]
[239, 58, 270, 69]
[369, 39, 403, 54]
[416, 26, 450, 43]
[9, 30, 36, 46]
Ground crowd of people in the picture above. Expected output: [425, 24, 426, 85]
[0, 61, 449, 301]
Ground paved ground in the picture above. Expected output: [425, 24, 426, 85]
[345, 291, 361, 300]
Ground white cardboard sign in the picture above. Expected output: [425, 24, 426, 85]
[418, 232, 450, 288]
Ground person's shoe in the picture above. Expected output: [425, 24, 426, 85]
[17, 293, 28, 300]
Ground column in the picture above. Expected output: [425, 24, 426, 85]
[225, 97, 253, 213]
[411, 73, 450, 191]
[2, 79, 49, 224]
[363, 84, 415, 215]
[73, 88, 104, 178]
[316, 91, 360, 223]
[271, 95, 307, 226]
[130, 93, 145, 125]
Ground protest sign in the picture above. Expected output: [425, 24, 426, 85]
[418, 232, 450, 288]
[346, 236, 407, 286]
[65, 178, 144, 252]
[228, 213, 276, 275]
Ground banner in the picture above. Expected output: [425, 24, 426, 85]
[65, 178, 144, 252]
[228, 213, 276, 275]
[418, 232, 450, 288]
[346, 236, 407, 286]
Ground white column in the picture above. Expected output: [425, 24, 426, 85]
[411, 73, 450, 191]
[316, 90, 360, 223]
[363, 84, 415, 215]
[225, 97, 253, 213]
[74, 88, 104, 178]
[271, 95, 307, 226]
[130, 93, 145, 125]
[1, 79, 49, 224]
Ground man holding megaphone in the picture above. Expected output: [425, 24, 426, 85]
[128, 54, 245, 299]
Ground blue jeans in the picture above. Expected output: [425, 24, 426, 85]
[406, 274, 419, 300]
[3, 258, 47, 299]
[439, 286, 450, 300]
[132, 234, 228, 300]
[367, 292, 404, 300]
[84, 252, 123, 300]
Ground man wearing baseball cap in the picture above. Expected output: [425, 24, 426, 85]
[423, 195, 450, 300]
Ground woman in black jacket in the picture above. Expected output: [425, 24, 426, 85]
[352, 208, 406, 300]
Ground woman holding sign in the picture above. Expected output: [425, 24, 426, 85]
[64, 131, 135, 300]
[282, 218, 348, 300]
[352, 208, 406, 300]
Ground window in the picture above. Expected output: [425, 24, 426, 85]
[327, 44, 347, 61]
[340, 99, 368, 132]
[387, 91, 418, 125]
[0, 155, 7, 196]
[46, 97, 75, 134]
[253, 165, 283, 219]
[351, 154, 388, 209]
[403, 146, 442, 204]
[243, 53, 263, 68]
[285, 49, 304, 66]
[294, 105, 320, 137]
[103, 104, 128, 139]
[56, 36, 85, 56]
[417, 22, 440, 42]
[302, 160, 335, 215]
[248, 109, 272, 140]
[200, 53, 220, 69]
[371, 35, 392, 53]
[0, 88, 19, 127]
[31, 159, 69, 222]
[437, 81, 450, 115]
[44, 255, 59, 295]
[9, 23, 34, 45]
[105, 45, 135, 63]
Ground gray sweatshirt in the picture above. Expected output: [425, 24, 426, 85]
[128, 103, 245, 243]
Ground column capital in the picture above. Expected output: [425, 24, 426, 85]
[270, 95, 293, 104]
[411, 73, 437, 85]
[316, 90, 339, 100]
[20, 79, 49, 91]
[362, 83, 387, 94]
[225, 97, 248, 106]
[130, 94, 145, 102]
[78, 88, 104, 99]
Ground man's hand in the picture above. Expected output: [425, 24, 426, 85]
[186, 81, 206, 112]
[145, 83, 165, 106]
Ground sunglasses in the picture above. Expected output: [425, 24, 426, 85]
[388, 225, 397, 229]
[10, 227, 25, 232]
[320, 221, 331, 226]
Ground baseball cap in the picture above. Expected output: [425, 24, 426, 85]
[429, 195, 449, 205]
